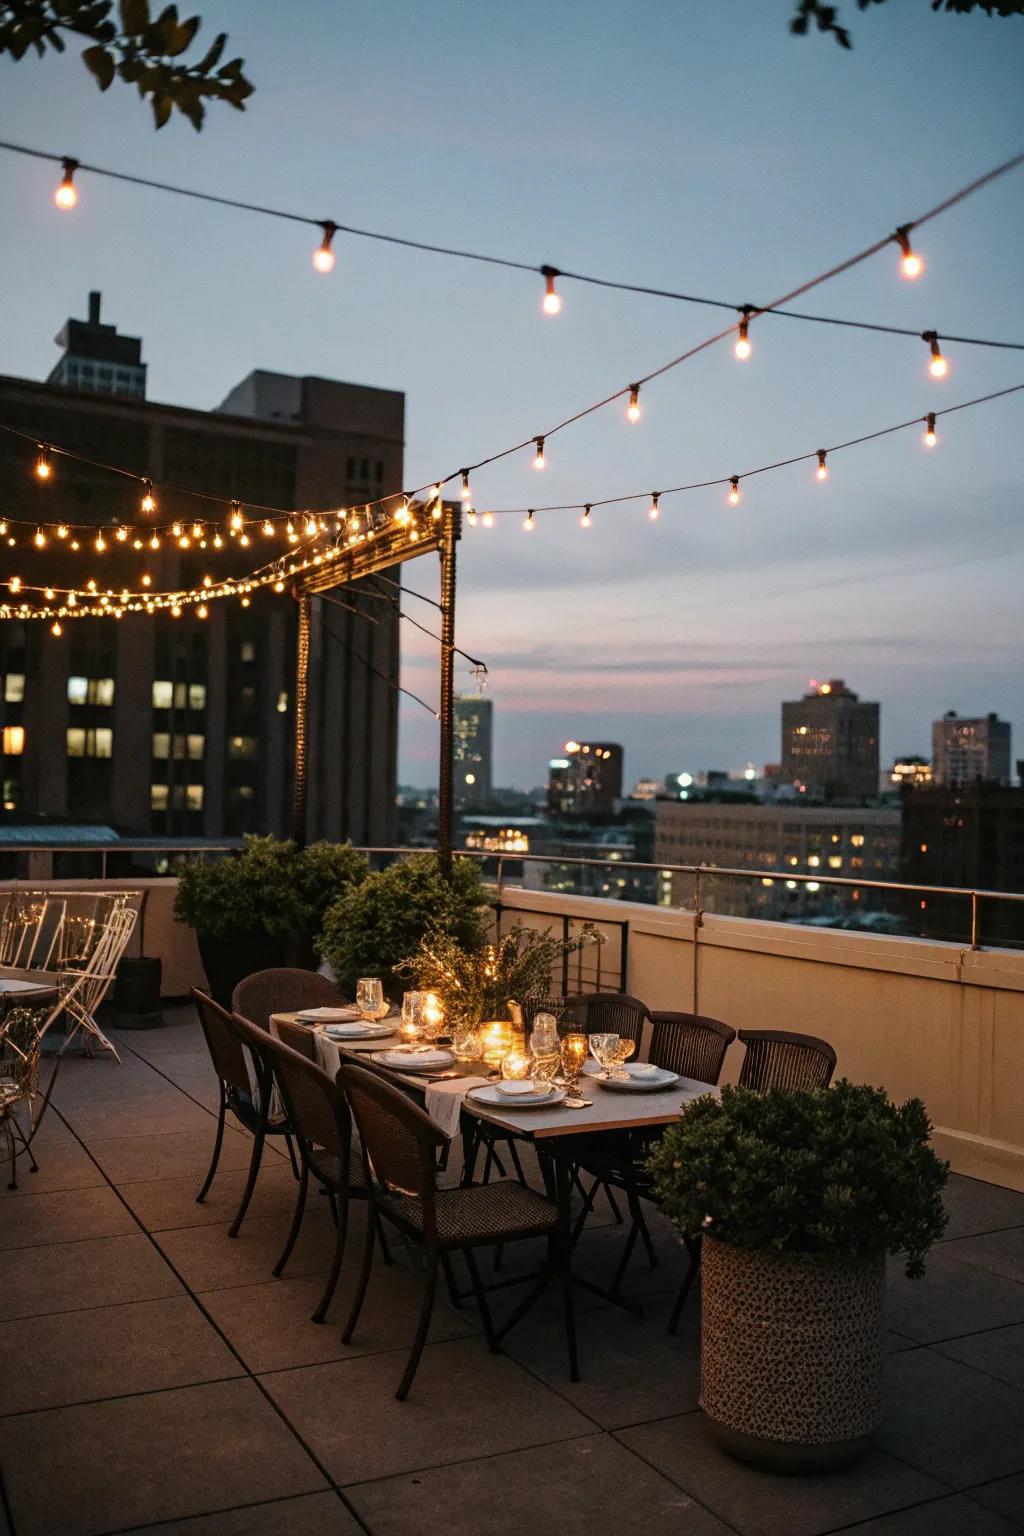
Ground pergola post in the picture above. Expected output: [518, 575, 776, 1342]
[437, 502, 458, 877]
[292, 590, 311, 848]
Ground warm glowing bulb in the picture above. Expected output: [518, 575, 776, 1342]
[305, 516, 318, 536]
[816, 450, 829, 481]
[239, 532, 250, 547]
[229, 502, 244, 532]
[734, 316, 752, 360]
[930, 353, 947, 378]
[524, 509, 535, 531]
[627, 385, 641, 423]
[171, 604, 182, 619]
[54, 160, 78, 210]
[313, 222, 337, 273]
[467, 509, 478, 527]
[394, 499, 411, 526]
[481, 511, 494, 528]
[116, 526, 128, 542]
[34, 528, 46, 548]
[213, 533, 223, 548]
[34, 449, 52, 480]
[9, 577, 21, 594]
[648, 493, 660, 521]
[895, 227, 923, 280]
[149, 534, 160, 550]
[51, 621, 62, 636]
[460, 471, 472, 502]
[581, 504, 592, 528]
[197, 604, 208, 620]
[924, 412, 937, 447]
[541, 267, 562, 315]
[67, 592, 76, 607]
[728, 477, 741, 506]
[140, 481, 156, 513]
[95, 533, 106, 552]
[274, 579, 285, 593]
[142, 573, 152, 587]
[262, 519, 274, 536]
[533, 436, 546, 470]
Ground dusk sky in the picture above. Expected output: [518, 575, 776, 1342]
[2, 1, 1022, 791]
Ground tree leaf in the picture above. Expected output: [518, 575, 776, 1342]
[82, 41, 115, 88]
[119, 0, 149, 33]
[165, 13, 197, 55]
[151, 86, 172, 126]
[193, 27, 224, 71]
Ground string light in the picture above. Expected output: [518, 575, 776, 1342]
[460, 470, 472, 503]
[541, 266, 562, 315]
[229, 501, 245, 532]
[728, 476, 741, 506]
[54, 158, 78, 211]
[273, 579, 285, 593]
[924, 331, 948, 378]
[394, 498, 412, 527]
[648, 492, 660, 521]
[304, 516, 318, 537]
[894, 224, 923, 279]
[924, 411, 938, 447]
[481, 511, 494, 528]
[197, 604, 208, 620]
[533, 436, 546, 470]
[431, 484, 443, 520]
[580, 503, 592, 528]
[34, 446, 53, 480]
[33, 528, 46, 548]
[734, 311, 753, 360]
[141, 574, 152, 587]
[627, 385, 641, 423]
[94, 532, 106, 552]
[262, 519, 274, 536]
[116, 526, 128, 542]
[466, 508, 478, 527]
[50, 620, 62, 636]
[56, 524, 68, 539]
[313, 221, 337, 273]
[524, 508, 535, 531]
[816, 449, 829, 481]
[140, 480, 156, 514]
[9, 578, 20, 594]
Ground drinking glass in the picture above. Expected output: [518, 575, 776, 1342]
[611, 1037, 636, 1076]
[401, 990, 426, 1041]
[589, 1032, 620, 1079]
[560, 1032, 589, 1089]
[356, 977, 388, 1021]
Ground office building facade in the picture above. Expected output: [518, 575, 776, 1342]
[781, 679, 880, 801]
[453, 694, 493, 810]
[901, 783, 1024, 943]
[931, 712, 1011, 788]
[0, 297, 404, 843]
[547, 740, 623, 815]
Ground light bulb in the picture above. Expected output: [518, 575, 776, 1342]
[305, 516, 318, 537]
[533, 436, 547, 470]
[34, 528, 46, 548]
[460, 470, 472, 502]
[816, 450, 829, 481]
[197, 604, 208, 620]
[140, 481, 156, 513]
[149, 534, 160, 550]
[141, 574, 152, 587]
[9, 577, 20, 594]
[430, 484, 443, 520]
[524, 509, 535, 531]
[313, 221, 337, 273]
[648, 493, 660, 521]
[239, 532, 250, 547]
[95, 533, 106, 552]
[734, 316, 752, 360]
[924, 412, 937, 447]
[395, 497, 412, 526]
[171, 604, 182, 618]
[924, 331, 948, 378]
[51, 621, 62, 636]
[895, 226, 923, 280]
[581, 504, 592, 528]
[274, 579, 285, 593]
[467, 509, 478, 527]
[34, 447, 53, 480]
[56, 526, 68, 540]
[728, 476, 741, 506]
[627, 385, 641, 423]
[541, 266, 562, 315]
[241, 596, 251, 607]
[262, 519, 274, 536]
[481, 511, 494, 528]
[44, 587, 54, 600]
[67, 592, 76, 607]
[229, 501, 244, 532]
[54, 159, 78, 211]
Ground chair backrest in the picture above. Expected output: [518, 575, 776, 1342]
[30, 898, 67, 971]
[737, 1029, 837, 1092]
[231, 968, 342, 1032]
[338, 1063, 445, 1217]
[235, 1012, 347, 1161]
[522, 996, 570, 1029]
[191, 988, 253, 1096]
[0, 1007, 43, 1106]
[560, 992, 651, 1044]
[273, 1015, 319, 1062]
[649, 1011, 736, 1085]
[73, 907, 137, 1012]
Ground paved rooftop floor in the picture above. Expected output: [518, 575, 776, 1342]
[1, 1005, 1023, 1536]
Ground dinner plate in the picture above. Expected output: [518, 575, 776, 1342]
[323, 1020, 395, 1040]
[296, 1006, 362, 1023]
[371, 1049, 454, 1073]
[466, 1083, 566, 1111]
[597, 1066, 680, 1093]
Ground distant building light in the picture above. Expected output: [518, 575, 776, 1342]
[549, 758, 570, 769]
[564, 740, 580, 753]
[786, 880, 797, 889]
[744, 766, 756, 781]
[807, 881, 820, 892]
[464, 773, 476, 785]
[677, 772, 693, 787]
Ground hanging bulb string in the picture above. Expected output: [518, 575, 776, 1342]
[320, 611, 440, 720]
[2, 137, 1022, 348]
[474, 381, 1024, 517]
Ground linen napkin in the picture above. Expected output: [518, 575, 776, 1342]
[425, 1076, 489, 1139]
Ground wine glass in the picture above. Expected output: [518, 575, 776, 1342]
[610, 1037, 636, 1079]
[589, 1032, 620, 1079]
[560, 1032, 589, 1091]
[401, 990, 426, 1043]
[356, 977, 388, 1022]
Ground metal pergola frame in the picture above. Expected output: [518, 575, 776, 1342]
[291, 501, 461, 872]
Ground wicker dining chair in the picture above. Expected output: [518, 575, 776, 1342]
[737, 1028, 837, 1091]
[191, 988, 296, 1236]
[560, 992, 652, 1046]
[649, 1012, 736, 1083]
[231, 968, 343, 1033]
[0, 1007, 44, 1189]
[339, 1062, 573, 1399]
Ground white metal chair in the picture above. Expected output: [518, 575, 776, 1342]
[53, 905, 137, 1061]
[0, 894, 66, 970]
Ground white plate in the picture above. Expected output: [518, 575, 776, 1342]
[598, 1066, 680, 1094]
[323, 1021, 395, 1040]
[467, 1083, 566, 1111]
[371, 1049, 454, 1073]
[296, 1006, 362, 1023]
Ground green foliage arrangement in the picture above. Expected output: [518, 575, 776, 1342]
[173, 837, 367, 947]
[647, 1080, 948, 1278]
[398, 922, 603, 1034]
[0, 1, 253, 129]
[319, 854, 490, 991]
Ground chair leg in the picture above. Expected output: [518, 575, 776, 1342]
[481, 1140, 496, 1184]
[3, 1119, 18, 1190]
[284, 1133, 300, 1180]
[196, 1085, 227, 1204]
[463, 1246, 500, 1352]
[667, 1237, 702, 1335]
[273, 1161, 308, 1278]
[507, 1139, 528, 1186]
[312, 1191, 349, 1324]
[396, 1247, 439, 1401]
[228, 1125, 265, 1238]
[341, 1201, 377, 1345]
[440, 1251, 463, 1309]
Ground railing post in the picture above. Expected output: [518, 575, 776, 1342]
[692, 868, 703, 1015]
[970, 891, 981, 952]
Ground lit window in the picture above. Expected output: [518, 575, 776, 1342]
[850, 833, 865, 848]
[186, 784, 204, 811]
[68, 676, 88, 706]
[189, 683, 206, 710]
[2, 725, 24, 755]
[187, 734, 205, 760]
[827, 855, 843, 869]
[66, 728, 86, 758]
[93, 728, 113, 758]
[66, 727, 112, 757]
[4, 674, 25, 704]
[807, 855, 820, 867]
[151, 784, 169, 811]
[276, 691, 289, 714]
[152, 681, 173, 709]
[152, 733, 170, 760]
[69, 677, 114, 707]
[240, 642, 256, 663]
[228, 736, 257, 761]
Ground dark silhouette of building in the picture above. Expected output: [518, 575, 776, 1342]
[453, 694, 493, 810]
[931, 711, 1011, 788]
[0, 298, 404, 843]
[901, 783, 1024, 944]
[781, 679, 879, 802]
[547, 740, 623, 815]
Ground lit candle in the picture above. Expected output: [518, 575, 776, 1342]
[481, 1020, 514, 1067]
[500, 1050, 531, 1080]
[561, 1032, 589, 1085]
[423, 993, 444, 1038]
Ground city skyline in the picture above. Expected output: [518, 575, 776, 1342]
[2, 2, 1021, 793]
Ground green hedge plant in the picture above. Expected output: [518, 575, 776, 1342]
[174, 836, 367, 948]
[647, 1080, 948, 1278]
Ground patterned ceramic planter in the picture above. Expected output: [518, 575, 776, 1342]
[700, 1235, 885, 1472]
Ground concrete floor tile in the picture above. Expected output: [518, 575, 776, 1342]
[943, 1228, 1024, 1287]
[934, 1321, 1024, 1390]
[261, 1334, 594, 1485]
[967, 1471, 1024, 1528]
[155, 1207, 338, 1292]
[0, 1296, 243, 1414]
[877, 1346, 1024, 1488]
[0, 1378, 326, 1536]
[835, 1493, 1021, 1533]
[886, 1248, 1024, 1343]
[615, 1414, 946, 1536]
[349, 1433, 733, 1536]
[0, 1231, 183, 1321]
[939, 1175, 1024, 1242]
[0, 1135, 105, 1200]
[86, 1127, 258, 1185]
[110, 1492, 362, 1534]
[0, 1184, 136, 1250]
[119, 1162, 300, 1233]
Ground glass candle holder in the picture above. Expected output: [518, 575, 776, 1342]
[422, 993, 444, 1041]
[560, 1031, 589, 1087]
[400, 991, 426, 1043]
[452, 1025, 482, 1062]
[481, 1020, 514, 1067]
[500, 1050, 531, 1080]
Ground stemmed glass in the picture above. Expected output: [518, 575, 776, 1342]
[400, 990, 426, 1043]
[589, 1032, 620, 1080]
[611, 1037, 636, 1077]
[560, 1032, 589, 1092]
[356, 977, 389, 1022]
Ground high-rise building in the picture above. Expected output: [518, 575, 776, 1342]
[46, 291, 146, 399]
[547, 740, 623, 815]
[889, 756, 933, 789]
[931, 712, 1011, 787]
[0, 299, 405, 843]
[781, 679, 879, 801]
[453, 694, 493, 810]
[901, 782, 1024, 943]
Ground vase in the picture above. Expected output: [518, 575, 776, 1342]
[700, 1236, 885, 1473]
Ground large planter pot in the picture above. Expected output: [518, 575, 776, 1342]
[700, 1235, 885, 1473]
[196, 928, 287, 1010]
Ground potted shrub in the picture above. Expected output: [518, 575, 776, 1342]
[174, 837, 367, 1005]
[647, 1081, 948, 1473]
[318, 853, 490, 999]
